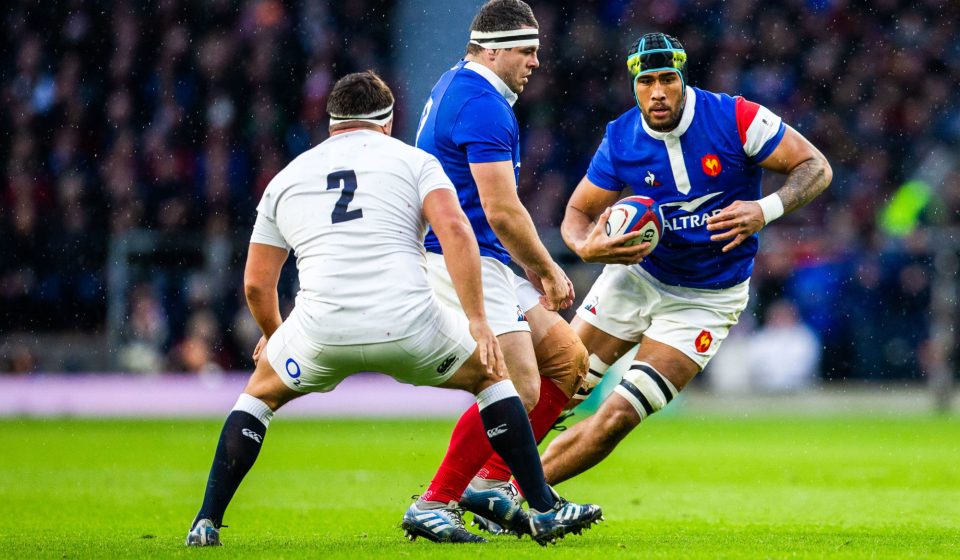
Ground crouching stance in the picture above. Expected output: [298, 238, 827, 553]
[185, 71, 600, 547]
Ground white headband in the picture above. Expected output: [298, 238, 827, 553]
[329, 104, 394, 127]
[469, 28, 539, 49]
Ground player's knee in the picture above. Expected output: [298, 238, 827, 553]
[512, 373, 540, 411]
[534, 322, 589, 397]
[612, 361, 678, 421]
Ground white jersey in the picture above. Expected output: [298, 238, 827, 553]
[251, 129, 456, 344]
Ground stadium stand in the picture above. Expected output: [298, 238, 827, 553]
[1, 0, 957, 383]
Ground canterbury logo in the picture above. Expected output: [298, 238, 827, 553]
[241, 428, 263, 444]
[486, 424, 508, 437]
[437, 354, 458, 374]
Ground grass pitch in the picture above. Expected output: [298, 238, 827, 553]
[1, 412, 958, 559]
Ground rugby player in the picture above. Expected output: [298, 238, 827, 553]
[471, 32, 832, 532]
[184, 71, 591, 547]
[401, 0, 601, 542]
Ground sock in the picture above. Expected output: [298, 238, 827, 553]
[475, 381, 554, 512]
[477, 375, 570, 482]
[193, 394, 274, 527]
[420, 403, 493, 504]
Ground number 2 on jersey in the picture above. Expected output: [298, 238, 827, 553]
[327, 169, 363, 223]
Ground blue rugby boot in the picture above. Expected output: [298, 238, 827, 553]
[528, 498, 603, 546]
[185, 518, 221, 547]
[460, 480, 529, 537]
[401, 499, 487, 543]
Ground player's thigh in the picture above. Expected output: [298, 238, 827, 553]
[571, 315, 638, 365]
[243, 354, 305, 411]
[575, 265, 654, 348]
[632, 336, 700, 391]
[497, 330, 539, 409]
[523, 303, 564, 347]
[436, 346, 498, 395]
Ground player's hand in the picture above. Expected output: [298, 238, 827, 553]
[252, 335, 267, 365]
[524, 266, 545, 295]
[577, 207, 653, 265]
[469, 318, 506, 377]
[538, 264, 575, 311]
[706, 200, 766, 252]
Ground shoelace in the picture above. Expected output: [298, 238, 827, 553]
[443, 501, 468, 529]
[550, 410, 576, 432]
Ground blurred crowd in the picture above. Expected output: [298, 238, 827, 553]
[2, 0, 957, 381]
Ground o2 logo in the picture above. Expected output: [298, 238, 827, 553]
[285, 358, 302, 387]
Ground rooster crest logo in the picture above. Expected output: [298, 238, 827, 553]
[644, 171, 661, 187]
[701, 154, 722, 177]
[695, 330, 713, 353]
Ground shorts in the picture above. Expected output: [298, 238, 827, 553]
[513, 272, 543, 314]
[576, 264, 749, 370]
[426, 252, 531, 336]
[265, 303, 477, 393]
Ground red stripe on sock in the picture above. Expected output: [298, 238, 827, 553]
[421, 403, 493, 504]
[476, 376, 570, 483]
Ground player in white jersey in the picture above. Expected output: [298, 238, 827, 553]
[185, 71, 592, 547]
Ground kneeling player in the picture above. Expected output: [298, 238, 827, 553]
[184, 71, 599, 547]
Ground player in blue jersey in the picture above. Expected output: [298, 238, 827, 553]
[466, 33, 832, 532]
[401, 0, 602, 544]
[538, 32, 833, 486]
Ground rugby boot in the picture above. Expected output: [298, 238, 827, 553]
[185, 518, 221, 547]
[401, 499, 487, 543]
[460, 479, 529, 537]
[528, 498, 603, 546]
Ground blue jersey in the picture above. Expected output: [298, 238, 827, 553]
[418, 61, 521, 264]
[587, 86, 786, 289]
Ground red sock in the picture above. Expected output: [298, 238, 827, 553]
[476, 376, 570, 483]
[420, 403, 493, 503]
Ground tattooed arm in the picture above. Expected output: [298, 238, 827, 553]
[706, 126, 833, 252]
[756, 126, 833, 212]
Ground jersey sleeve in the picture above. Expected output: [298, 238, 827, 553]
[735, 96, 786, 162]
[250, 184, 291, 250]
[585, 128, 625, 191]
[452, 94, 516, 163]
[417, 153, 457, 203]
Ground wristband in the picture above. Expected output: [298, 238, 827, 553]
[757, 193, 784, 225]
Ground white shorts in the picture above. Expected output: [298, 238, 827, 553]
[265, 303, 477, 393]
[426, 252, 531, 336]
[576, 265, 749, 370]
[513, 272, 543, 314]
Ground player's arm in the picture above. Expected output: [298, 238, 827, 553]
[471, 160, 573, 311]
[562, 175, 651, 264]
[706, 126, 832, 252]
[243, 242, 288, 339]
[423, 188, 505, 376]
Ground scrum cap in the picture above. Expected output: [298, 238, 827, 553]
[626, 33, 687, 85]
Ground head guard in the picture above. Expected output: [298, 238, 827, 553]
[626, 33, 687, 110]
[626, 33, 687, 81]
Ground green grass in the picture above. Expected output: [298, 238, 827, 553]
[1, 414, 958, 558]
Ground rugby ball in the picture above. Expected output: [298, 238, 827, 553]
[604, 195, 662, 250]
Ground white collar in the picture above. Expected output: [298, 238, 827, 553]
[464, 60, 519, 107]
[640, 86, 696, 139]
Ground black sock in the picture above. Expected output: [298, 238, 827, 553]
[476, 381, 555, 512]
[193, 410, 268, 527]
